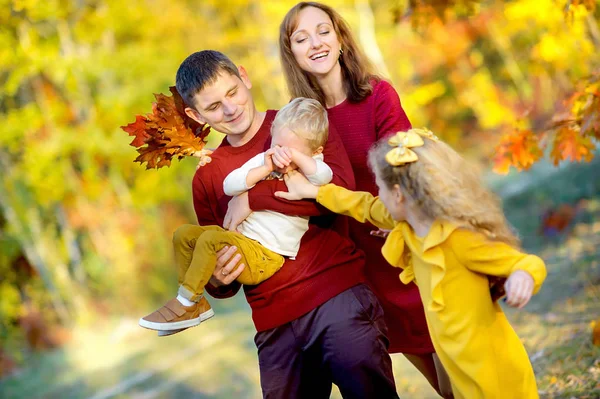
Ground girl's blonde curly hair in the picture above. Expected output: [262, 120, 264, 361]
[368, 130, 520, 247]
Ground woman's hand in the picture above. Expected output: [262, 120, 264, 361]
[209, 245, 245, 287]
[275, 170, 319, 200]
[504, 270, 534, 308]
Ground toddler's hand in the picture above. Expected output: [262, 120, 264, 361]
[264, 148, 276, 172]
[504, 270, 534, 308]
[272, 146, 292, 169]
[274, 163, 298, 175]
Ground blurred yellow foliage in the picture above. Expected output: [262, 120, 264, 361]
[0, 0, 598, 364]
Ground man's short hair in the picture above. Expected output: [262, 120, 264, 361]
[272, 97, 329, 150]
[175, 50, 241, 110]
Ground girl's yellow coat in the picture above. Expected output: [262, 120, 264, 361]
[317, 184, 546, 399]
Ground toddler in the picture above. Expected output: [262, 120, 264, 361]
[139, 98, 333, 335]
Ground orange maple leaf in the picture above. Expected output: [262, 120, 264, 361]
[163, 127, 206, 157]
[580, 95, 600, 140]
[169, 86, 207, 136]
[134, 146, 173, 170]
[492, 156, 512, 175]
[550, 126, 596, 165]
[121, 87, 211, 169]
[493, 129, 542, 174]
[153, 92, 184, 130]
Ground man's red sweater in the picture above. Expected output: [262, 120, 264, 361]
[193, 110, 365, 332]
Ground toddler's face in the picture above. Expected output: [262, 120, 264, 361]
[271, 126, 314, 156]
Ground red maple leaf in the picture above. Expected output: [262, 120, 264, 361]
[121, 115, 150, 147]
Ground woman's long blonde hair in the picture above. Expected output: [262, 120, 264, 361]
[279, 2, 377, 106]
[368, 131, 520, 247]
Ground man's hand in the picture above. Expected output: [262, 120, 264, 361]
[504, 270, 534, 308]
[209, 245, 245, 287]
[193, 148, 214, 170]
[223, 191, 251, 232]
[275, 170, 319, 200]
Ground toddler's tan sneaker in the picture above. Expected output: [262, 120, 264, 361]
[139, 296, 213, 331]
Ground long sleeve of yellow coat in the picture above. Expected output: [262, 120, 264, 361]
[448, 229, 547, 294]
[317, 184, 396, 230]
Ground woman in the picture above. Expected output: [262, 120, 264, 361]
[279, 2, 452, 397]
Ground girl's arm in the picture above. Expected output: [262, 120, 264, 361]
[276, 175, 395, 230]
[449, 229, 547, 305]
[317, 184, 395, 229]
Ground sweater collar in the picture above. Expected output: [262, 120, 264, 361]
[218, 110, 276, 155]
[382, 220, 459, 313]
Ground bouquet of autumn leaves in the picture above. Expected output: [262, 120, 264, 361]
[121, 87, 212, 169]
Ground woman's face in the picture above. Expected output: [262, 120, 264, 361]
[289, 6, 342, 78]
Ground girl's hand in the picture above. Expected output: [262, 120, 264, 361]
[504, 270, 534, 308]
[275, 170, 318, 200]
[271, 146, 292, 169]
[370, 229, 391, 239]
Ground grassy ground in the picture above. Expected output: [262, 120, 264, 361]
[499, 158, 600, 399]
[503, 209, 600, 399]
[496, 156, 600, 399]
[1, 160, 599, 398]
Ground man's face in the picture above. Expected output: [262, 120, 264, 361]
[186, 69, 255, 138]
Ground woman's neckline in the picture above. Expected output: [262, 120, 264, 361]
[326, 96, 349, 110]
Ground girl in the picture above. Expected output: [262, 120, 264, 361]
[276, 128, 546, 398]
[279, 2, 451, 395]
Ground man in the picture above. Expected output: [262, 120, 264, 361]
[177, 50, 398, 399]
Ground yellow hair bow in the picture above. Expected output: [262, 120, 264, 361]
[412, 128, 440, 142]
[385, 128, 440, 166]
